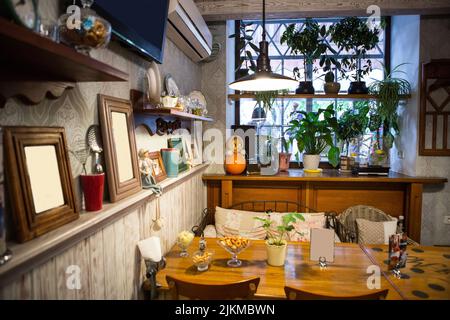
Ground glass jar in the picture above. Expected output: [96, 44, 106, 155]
[58, 0, 111, 54]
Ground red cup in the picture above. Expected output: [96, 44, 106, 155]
[80, 173, 105, 212]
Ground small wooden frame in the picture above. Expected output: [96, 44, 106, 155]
[148, 151, 167, 183]
[98, 94, 142, 203]
[3, 127, 79, 243]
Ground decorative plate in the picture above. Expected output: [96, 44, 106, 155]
[146, 62, 162, 103]
[188, 90, 207, 108]
[164, 74, 180, 97]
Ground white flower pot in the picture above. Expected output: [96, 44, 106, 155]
[266, 241, 287, 267]
[303, 154, 321, 170]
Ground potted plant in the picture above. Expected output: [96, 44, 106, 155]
[323, 71, 341, 94]
[368, 63, 412, 152]
[279, 136, 292, 172]
[255, 211, 304, 266]
[330, 17, 380, 94]
[336, 102, 370, 171]
[281, 18, 328, 94]
[287, 104, 340, 170]
[229, 22, 259, 79]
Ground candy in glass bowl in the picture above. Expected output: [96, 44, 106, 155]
[176, 230, 194, 257]
[58, 0, 111, 54]
[217, 236, 250, 267]
[192, 250, 214, 272]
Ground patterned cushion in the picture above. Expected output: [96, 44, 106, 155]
[270, 212, 326, 242]
[215, 207, 267, 239]
[356, 218, 398, 245]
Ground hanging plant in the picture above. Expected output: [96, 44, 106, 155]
[368, 63, 412, 149]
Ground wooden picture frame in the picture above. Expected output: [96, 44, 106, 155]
[98, 94, 142, 203]
[148, 151, 167, 183]
[3, 127, 79, 243]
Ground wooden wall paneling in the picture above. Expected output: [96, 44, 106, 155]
[311, 182, 406, 216]
[113, 219, 127, 300]
[406, 183, 423, 242]
[221, 180, 233, 208]
[31, 258, 57, 300]
[102, 223, 118, 300]
[55, 247, 76, 300]
[193, 0, 450, 21]
[88, 230, 105, 300]
[206, 181, 220, 209]
[123, 210, 141, 299]
[72, 239, 91, 299]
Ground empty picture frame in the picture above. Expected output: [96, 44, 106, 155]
[98, 95, 142, 202]
[3, 127, 79, 243]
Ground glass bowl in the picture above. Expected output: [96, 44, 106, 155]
[176, 231, 194, 257]
[217, 236, 250, 267]
[192, 250, 214, 272]
[58, 0, 111, 54]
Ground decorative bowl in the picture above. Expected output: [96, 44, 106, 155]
[217, 236, 250, 267]
[192, 250, 214, 271]
[176, 231, 194, 257]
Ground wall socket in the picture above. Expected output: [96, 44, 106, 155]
[444, 216, 450, 225]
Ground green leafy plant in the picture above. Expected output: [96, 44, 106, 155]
[287, 104, 340, 167]
[281, 18, 329, 82]
[255, 211, 305, 246]
[368, 63, 412, 149]
[336, 102, 370, 156]
[229, 22, 259, 73]
[330, 17, 380, 82]
[255, 90, 278, 112]
[281, 136, 291, 153]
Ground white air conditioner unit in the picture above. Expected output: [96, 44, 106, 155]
[167, 0, 213, 63]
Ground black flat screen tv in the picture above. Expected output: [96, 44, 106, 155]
[93, 0, 169, 63]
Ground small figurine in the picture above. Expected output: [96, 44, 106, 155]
[138, 149, 162, 195]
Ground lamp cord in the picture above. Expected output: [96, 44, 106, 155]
[262, 0, 266, 41]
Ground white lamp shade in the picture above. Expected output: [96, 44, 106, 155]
[229, 71, 298, 92]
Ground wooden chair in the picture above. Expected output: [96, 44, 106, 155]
[166, 276, 260, 300]
[284, 286, 389, 300]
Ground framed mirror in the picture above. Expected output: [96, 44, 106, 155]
[98, 95, 141, 202]
[3, 127, 79, 243]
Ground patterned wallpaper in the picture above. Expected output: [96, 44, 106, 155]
[0, 1, 202, 209]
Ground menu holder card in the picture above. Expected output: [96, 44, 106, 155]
[310, 228, 335, 263]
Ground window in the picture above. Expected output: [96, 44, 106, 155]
[234, 18, 389, 161]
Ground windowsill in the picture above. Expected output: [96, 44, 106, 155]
[0, 163, 210, 285]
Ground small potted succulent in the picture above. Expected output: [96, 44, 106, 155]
[287, 104, 340, 170]
[330, 17, 380, 94]
[255, 211, 304, 266]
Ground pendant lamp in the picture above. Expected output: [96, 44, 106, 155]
[229, 0, 297, 92]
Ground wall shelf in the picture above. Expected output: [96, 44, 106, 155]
[228, 93, 411, 101]
[0, 18, 129, 106]
[134, 108, 214, 122]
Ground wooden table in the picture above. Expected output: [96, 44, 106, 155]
[362, 244, 450, 300]
[157, 238, 407, 299]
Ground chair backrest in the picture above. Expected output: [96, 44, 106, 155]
[284, 286, 389, 300]
[337, 205, 395, 242]
[166, 276, 260, 300]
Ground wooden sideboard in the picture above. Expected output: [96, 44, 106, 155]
[202, 170, 448, 242]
